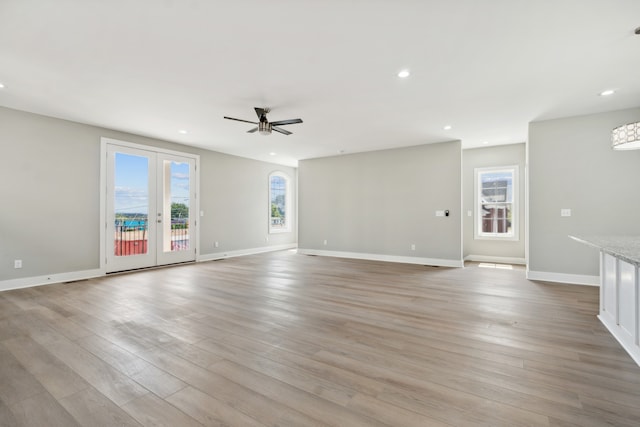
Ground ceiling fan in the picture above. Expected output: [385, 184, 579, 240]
[224, 107, 303, 136]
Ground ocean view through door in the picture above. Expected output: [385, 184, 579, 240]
[105, 142, 196, 273]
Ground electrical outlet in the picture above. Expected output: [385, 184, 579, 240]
[214, 241, 219, 248]
[435, 210, 445, 217]
[14, 259, 22, 269]
[323, 239, 328, 245]
[411, 244, 416, 251]
[265, 236, 269, 242]
[560, 209, 571, 217]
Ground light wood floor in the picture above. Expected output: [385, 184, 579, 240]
[1, 251, 640, 426]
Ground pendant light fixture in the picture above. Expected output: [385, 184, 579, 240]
[612, 121, 640, 150]
[611, 27, 640, 150]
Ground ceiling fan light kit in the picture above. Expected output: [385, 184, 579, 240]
[224, 107, 303, 136]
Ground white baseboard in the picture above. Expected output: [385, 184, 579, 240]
[0, 244, 298, 292]
[526, 270, 600, 286]
[297, 248, 464, 268]
[198, 243, 297, 262]
[0, 268, 104, 292]
[464, 254, 526, 265]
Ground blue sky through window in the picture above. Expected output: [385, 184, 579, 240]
[114, 153, 190, 215]
[115, 153, 149, 215]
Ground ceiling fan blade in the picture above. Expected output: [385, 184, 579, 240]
[224, 116, 258, 125]
[247, 127, 259, 133]
[272, 126, 292, 135]
[270, 118, 303, 126]
[254, 107, 268, 119]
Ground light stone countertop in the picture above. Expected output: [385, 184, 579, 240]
[570, 235, 640, 267]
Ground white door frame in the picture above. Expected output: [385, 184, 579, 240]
[100, 137, 200, 273]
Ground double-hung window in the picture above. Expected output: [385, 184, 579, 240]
[474, 166, 518, 240]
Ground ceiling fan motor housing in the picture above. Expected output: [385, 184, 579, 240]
[259, 121, 272, 135]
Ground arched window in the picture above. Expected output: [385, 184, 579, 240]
[269, 171, 291, 233]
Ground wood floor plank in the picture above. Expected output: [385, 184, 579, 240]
[347, 392, 454, 427]
[166, 386, 266, 427]
[13, 319, 150, 407]
[68, 312, 159, 354]
[59, 386, 143, 427]
[0, 343, 48, 406]
[0, 396, 19, 427]
[9, 391, 80, 427]
[194, 336, 386, 397]
[75, 334, 187, 398]
[0, 295, 23, 321]
[313, 349, 551, 427]
[121, 393, 203, 427]
[157, 339, 225, 370]
[0, 318, 25, 341]
[135, 345, 326, 426]
[186, 338, 356, 407]
[30, 305, 94, 341]
[1, 251, 639, 426]
[2, 335, 90, 400]
[208, 359, 388, 427]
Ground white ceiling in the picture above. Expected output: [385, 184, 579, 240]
[1, 1, 639, 167]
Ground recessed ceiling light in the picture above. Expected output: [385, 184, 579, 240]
[269, 152, 276, 156]
[443, 125, 452, 130]
[599, 89, 615, 97]
[397, 69, 410, 78]
[178, 129, 188, 134]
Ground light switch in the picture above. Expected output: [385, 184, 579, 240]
[560, 209, 571, 217]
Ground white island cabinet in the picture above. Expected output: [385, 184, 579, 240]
[570, 236, 640, 366]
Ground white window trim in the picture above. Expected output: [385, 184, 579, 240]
[474, 165, 519, 241]
[268, 171, 291, 234]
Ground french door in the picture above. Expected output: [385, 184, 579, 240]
[105, 143, 197, 273]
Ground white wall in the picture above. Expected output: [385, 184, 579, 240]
[298, 141, 462, 266]
[528, 107, 640, 283]
[0, 106, 296, 285]
[463, 143, 526, 263]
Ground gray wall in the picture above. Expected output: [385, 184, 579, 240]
[462, 143, 526, 262]
[298, 141, 462, 263]
[529, 107, 640, 277]
[0, 106, 296, 281]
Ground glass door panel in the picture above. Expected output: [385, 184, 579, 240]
[156, 154, 196, 266]
[106, 146, 156, 272]
[115, 152, 149, 256]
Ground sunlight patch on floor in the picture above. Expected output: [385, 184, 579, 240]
[478, 262, 513, 270]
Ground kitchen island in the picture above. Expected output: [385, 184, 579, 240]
[570, 235, 640, 365]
